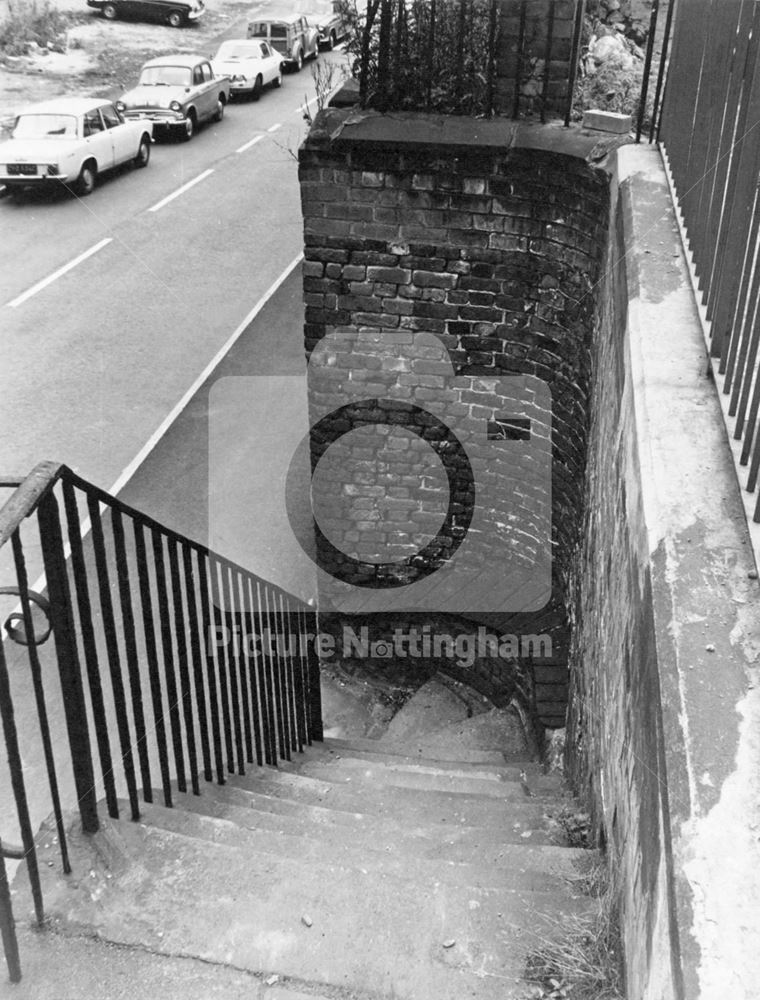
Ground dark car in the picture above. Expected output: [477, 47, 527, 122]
[86, 0, 205, 28]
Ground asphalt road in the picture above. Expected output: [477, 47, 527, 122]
[0, 59, 333, 489]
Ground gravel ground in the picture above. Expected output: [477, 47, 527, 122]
[0, 0, 259, 117]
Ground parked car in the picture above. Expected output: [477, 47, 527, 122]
[211, 39, 283, 100]
[116, 55, 230, 140]
[247, 12, 319, 71]
[87, 0, 205, 28]
[300, 0, 350, 49]
[0, 97, 152, 198]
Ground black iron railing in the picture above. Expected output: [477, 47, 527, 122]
[0, 462, 322, 982]
[658, 0, 760, 520]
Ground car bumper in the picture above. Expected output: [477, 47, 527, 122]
[0, 171, 73, 186]
[123, 109, 187, 127]
[187, 7, 204, 19]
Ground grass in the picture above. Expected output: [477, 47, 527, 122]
[524, 858, 625, 1000]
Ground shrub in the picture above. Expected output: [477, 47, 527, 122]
[0, 0, 71, 57]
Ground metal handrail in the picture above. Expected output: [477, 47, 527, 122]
[0, 462, 323, 984]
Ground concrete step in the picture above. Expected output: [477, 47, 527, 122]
[173, 782, 569, 848]
[287, 756, 565, 799]
[322, 735, 527, 766]
[133, 799, 589, 894]
[227, 768, 566, 831]
[391, 709, 532, 755]
[382, 677, 487, 742]
[23, 815, 595, 1000]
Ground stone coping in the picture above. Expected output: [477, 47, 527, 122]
[306, 107, 631, 169]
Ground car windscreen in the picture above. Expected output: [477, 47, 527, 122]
[216, 42, 257, 59]
[138, 65, 193, 86]
[250, 22, 287, 37]
[12, 114, 77, 139]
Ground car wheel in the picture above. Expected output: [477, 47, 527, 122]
[273, 70, 282, 88]
[167, 8, 183, 27]
[134, 135, 151, 168]
[75, 161, 97, 197]
[251, 74, 263, 101]
[8, 186, 26, 203]
[182, 112, 195, 141]
[102, 2, 117, 18]
[328, 30, 337, 50]
[295, 50, 303, 72]
[213, 97, 225, 122]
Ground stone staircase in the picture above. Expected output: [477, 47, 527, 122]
[13, 680, 596, 1000]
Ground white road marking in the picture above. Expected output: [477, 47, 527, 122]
[24, 252, 305, 601]
[295, 96, 319, 115]
[267, 122, 282, 132]
[236, 134, 265, 153]
[6, 238, 113, 309]
[147, 169, 214, 213]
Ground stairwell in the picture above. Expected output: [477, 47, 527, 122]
[11, 677, 599, 1000]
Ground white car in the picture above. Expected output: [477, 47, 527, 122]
[0, 97, 152, 198]
[212, 39, 284, 100]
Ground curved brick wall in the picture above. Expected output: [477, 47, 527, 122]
[299, 111, 611, 727]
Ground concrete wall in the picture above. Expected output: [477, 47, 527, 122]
[567, 143, 760, 999]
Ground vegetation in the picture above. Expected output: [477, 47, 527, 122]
[340, 0, 498, 116]
[0, 0, 71, 57]
[525, 858, 625, 1000]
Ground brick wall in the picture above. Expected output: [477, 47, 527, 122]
[298, 111, 610, 726]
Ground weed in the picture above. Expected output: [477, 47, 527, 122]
[525, 859, 624, 1000]
[0, 0, 71, 57]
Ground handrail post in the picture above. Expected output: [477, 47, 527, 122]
[0, 845, 21, 984]
[306, 612, 323, 742]
[38, 491, 99, 834]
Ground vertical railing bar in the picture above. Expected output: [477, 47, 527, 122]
[564, 0, 585, 127]
[209, 557, 235, 774]
[512, 0, 527, 120]
[636, 0, 660, 142]
[38, 490, 99, 832]
[168, 539, 200, 795]
[60, 480, 118, 819]
[0, 635, 44, 927]
[151, 529, 187, 794]
[233, 571, 255, 765]
[734, 290, 760, 434]
[256, 581, 278, 766]
[0, 845, 22, 982]
[741, 337, 760, 480]
[242, 575, 264, 767]
[272, 591, 293, 761]
[485, 0, 499, 118]
[427, 0, 436, 111]
[220, 565, 245, 775]
[722, 188, 760, 377]
[725, 206, 760, 392]
[540, 0, 556, 124]
[264, 585, 288, 761]
[279, 594, 299, 754]
[11, 530, 71, 873]
[182, 544, 213, 783]
[86, 493, 140, 822]
[133, 522, 172, 807]
[306, 614, 324, 743]
[111, 508, 152, 806]
[291, 603, 308, 751]
[197, 553, 225, 784]
[650, 0, 677, 141]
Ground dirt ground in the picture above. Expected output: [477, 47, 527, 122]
[0, 0, 257, 118]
